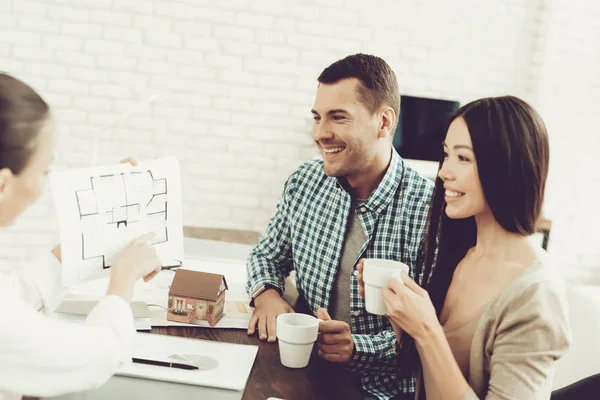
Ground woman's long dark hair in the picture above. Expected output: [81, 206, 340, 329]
[397, 96, 550, 389]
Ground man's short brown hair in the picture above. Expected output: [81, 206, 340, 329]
[318, 54, 400, 124]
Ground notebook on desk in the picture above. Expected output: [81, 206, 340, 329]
[117, 332, 258, 391]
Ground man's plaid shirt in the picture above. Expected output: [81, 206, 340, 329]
[246, 149, 434, 399]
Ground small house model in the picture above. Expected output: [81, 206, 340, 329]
[167, 269, 228, 327]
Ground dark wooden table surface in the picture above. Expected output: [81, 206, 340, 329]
[149, 326, 365, 400]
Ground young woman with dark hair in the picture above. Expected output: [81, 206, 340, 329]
[357, 96, 571, 399]
[0, 73, 162, 399]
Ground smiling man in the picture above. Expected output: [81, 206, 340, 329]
[246, 54, 434, 400]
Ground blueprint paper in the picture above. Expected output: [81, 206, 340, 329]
[50, 157, 184, 286]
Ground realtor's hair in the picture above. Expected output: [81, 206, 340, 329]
[401, 96, 550, 390]
[0, 73, 50, 174]
[318, 53, 400, 125]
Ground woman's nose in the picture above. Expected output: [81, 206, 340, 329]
[438, 161, 453, 181]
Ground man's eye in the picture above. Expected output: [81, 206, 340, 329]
[313, 116, 320, 122]
[332, 115, 345, 120]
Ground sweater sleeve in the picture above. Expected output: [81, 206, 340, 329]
[475, 278, 571, 400]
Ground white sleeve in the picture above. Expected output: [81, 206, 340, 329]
[2, 251, 64, 312]
[0, 294, 135, 397]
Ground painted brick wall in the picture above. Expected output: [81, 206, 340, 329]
[534, 0, 600, 283]
[0, 0, 597, 283]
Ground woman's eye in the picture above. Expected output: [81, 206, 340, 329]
[443, 152, 449, 158]
[458, 155, 470, 162]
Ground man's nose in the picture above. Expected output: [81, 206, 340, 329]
[313, 121, 333, 141]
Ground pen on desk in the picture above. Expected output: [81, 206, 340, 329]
[132, 357, 199, 370]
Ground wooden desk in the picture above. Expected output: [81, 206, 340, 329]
[148, 326, 364, 400]
[29, 241, 363, 400]
[33, 326, 363, 400]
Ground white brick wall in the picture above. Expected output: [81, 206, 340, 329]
[534, 0, 600, 283]
[0, 0, 598, 283]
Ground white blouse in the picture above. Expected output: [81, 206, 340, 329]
[0, 252, 135, 399]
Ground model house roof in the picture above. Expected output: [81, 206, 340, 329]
[169, 269, 228, 301]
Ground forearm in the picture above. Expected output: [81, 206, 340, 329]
[394, 328, 404, 352]
[247, 263, 285, 291]
[106, 267, 137, 303]
[246, 250, 289, 297]
[416, 328, 470, 399]
[246, 178, 295, 296]
[51, 244, 61, 262]
[349, 330, 402, 374]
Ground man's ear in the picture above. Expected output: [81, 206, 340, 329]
[378, 106, 396, 139]
[0, 168, 14, 198]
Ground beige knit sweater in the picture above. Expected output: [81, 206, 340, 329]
[418, 257, 571, 399]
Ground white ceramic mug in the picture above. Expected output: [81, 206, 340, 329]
[362, 258, 409, 315]
[276, 313, 321, 368]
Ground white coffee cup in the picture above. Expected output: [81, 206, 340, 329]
[362, 258, 409, 315]
[276, 313, 321, 368]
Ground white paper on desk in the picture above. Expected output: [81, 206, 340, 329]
[118, 332, 258, 391]
[49, 157, 184, 286]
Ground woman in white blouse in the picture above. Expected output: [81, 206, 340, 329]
[0, 74, 162, 399]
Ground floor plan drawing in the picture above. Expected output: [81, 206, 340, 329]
[74, 171, 169, 268]
[50, 157, 184, 285]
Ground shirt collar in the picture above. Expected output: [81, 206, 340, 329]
[334, 148, 404, 214]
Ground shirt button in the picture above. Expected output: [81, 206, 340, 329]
[364, 377, 370, 383]
[352, 311, 360, 316]
[359, 206, 367, 213]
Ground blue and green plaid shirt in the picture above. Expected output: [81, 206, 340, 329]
[247, 149, 434, 399]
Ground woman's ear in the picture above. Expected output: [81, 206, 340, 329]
[378, 106, 396, 139]
[0, 168, 14, 198]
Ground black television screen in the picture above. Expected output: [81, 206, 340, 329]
[393, 95, 460, 162]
